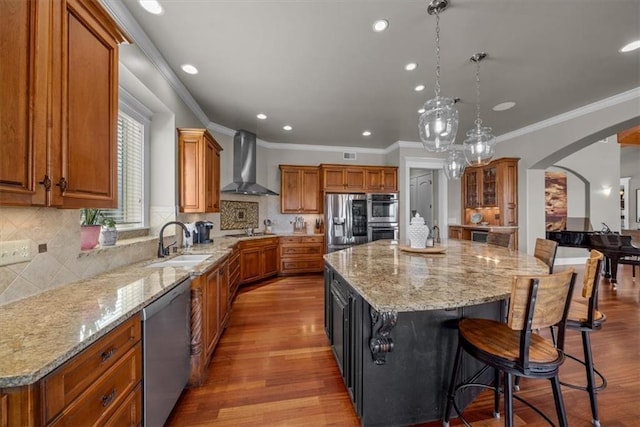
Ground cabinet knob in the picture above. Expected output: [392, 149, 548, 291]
[56, 177, 68, 192]
[39, 175, 52, 191]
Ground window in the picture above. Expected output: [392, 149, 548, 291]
[102, 110, 146, 229]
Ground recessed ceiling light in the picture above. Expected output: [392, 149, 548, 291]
[181, 64, 198, 75]
[414, 84, 425, 92]
[418, 108, 426, 114]
[620, 40, 640, 53]
[362, 130, 372, 137]
[139, 0, 163, 15]
[404, 62, 418, 71]
[372, 19, 389, 32]
[493, 101, 516, 111]
[283, 125, 292, 131]
[257, 113, 267, 120]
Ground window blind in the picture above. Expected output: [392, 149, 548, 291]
[102, 111, 144, 228]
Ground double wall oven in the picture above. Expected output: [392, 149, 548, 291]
[367, 193, 398, 243]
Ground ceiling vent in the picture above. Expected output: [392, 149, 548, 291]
[343, 152, 357, 160]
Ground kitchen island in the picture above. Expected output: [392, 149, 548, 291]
[323, 239, 548, 427]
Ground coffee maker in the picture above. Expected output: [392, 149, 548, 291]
[194, 221, 214, 244]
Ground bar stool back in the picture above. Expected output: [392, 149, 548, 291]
[534, 238, 559, 273]
[562, 249, 606, 427]
[443, 269, 576, 427]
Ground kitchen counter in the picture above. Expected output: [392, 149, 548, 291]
[323, 239, 549, 426]
[0, 234, 284, 388]
[323, 238, 547, 312]
[448, 224, 518, 230]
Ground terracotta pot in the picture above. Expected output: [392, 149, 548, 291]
[80, 225, 101, 250]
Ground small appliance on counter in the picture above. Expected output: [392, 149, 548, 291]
[195, 221, 214, 243]
[183, 222, 197, 247]
[264, 218, 273, 234]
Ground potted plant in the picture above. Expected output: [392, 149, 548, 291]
[100, 216, 118, 246]
[80, 208, 104, 250]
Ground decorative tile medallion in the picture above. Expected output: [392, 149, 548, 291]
[220, 200, 259, 230]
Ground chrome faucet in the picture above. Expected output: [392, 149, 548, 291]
[432, 225, 441, 244]
[157, 221, 191, 258]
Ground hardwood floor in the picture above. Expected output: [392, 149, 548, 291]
[166, 265, 640, 426]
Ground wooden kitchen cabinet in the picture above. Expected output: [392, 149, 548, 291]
[320, 164, 366, 192]
[461, 157, 519, 226]
[0, 315, 142, 426]
[279, 165, 321, 213]
[238, 237, 279, 284]
[178, 128, 223, 213]
[0, 0, 127, 208]
[365, 167, 398, 192]
[448, 226, 463, 240]
[228, 245, 240, 301]
[189, 258, 230, 386]
[279, 235, 325, 275]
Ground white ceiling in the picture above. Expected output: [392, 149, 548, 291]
[111, 0, 640, 149]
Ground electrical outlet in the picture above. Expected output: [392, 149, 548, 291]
[0, 240, 33, 266]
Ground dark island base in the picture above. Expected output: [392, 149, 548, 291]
[325, 266, 501, 427]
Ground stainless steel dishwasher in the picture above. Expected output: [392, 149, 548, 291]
[142, 277, 191, 427]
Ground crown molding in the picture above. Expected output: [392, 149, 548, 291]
[496, 87, 640, 143]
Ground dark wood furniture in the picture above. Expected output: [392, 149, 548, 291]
[443, 269, 577, 427]
[178, 128, 223, 213]
[0, 0, 127, 208]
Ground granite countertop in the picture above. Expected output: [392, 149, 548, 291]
[323, 239, 548, 313]
[0, 234, 289, 388]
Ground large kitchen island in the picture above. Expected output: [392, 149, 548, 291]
[323, 239, 549, 427]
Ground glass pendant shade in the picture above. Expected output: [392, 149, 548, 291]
[419, 96, 458, 152]
[443, 144, 466, 180]
[463, 126, 496, 166]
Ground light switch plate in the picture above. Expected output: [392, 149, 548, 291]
[0, 240, 33, 266]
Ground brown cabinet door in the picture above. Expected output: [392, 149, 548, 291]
[261, 245, 279, 277]
[280, 167, 302, 212]
[381, 168, 398, 191]
[178, 129, 222, 213]
[50, 0, 121, 208]
[464, 168, 481, 208]
[205, 138, 216, 212]
[217, 263, 229, 329]
[502, 161, 518, 226]
[240, 247, 261, 283]
[300, 168, 320, 212]
[344, 168, 365, 191]
[365, 169, 382, 191]
[322, 167, 345, 191]
[212, 148, 221, 212]
[0, 0, 49, 206]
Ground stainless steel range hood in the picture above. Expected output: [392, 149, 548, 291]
[220, 130, 279, 196]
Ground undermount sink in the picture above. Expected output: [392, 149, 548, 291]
[146, 254, 211, 268]
[226, 232, 265, 238]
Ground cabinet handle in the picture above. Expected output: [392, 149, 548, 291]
[56, 177, 68, 192]
[101, 389, 117, 407]
[100, 347, 116, 362]
[39, 175, 52, 191]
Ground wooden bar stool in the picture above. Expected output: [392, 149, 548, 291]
[561, 249, 607, 427]
[534, 238, 559, 273]
[443, 269, 577, 427]
[487, 232, 514, 250]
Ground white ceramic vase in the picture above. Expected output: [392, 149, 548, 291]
[407, 213, 430, 249]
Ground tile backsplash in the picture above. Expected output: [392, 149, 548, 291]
[0, 207, 157, 306]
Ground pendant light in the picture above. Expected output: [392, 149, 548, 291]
[463, 52, 496, 166]
[418, 0, 458, 152]
[443, 144, 466, 180]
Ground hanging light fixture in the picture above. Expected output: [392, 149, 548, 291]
[443, 144, 466, 180]
[418, 0, 458, 152]
[463, 52, 496, 166]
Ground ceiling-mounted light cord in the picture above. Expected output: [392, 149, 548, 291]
[434, 11, 441, 97]
[474, 56, 481, 127]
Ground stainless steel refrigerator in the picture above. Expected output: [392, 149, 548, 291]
[325, 193, 368, 253]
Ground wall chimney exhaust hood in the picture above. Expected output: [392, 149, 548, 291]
[221, 130, 279, 196]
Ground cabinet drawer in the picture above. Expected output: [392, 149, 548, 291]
[103, 383, 142, 427]
[280, 236, 324, 245]
[280, 245, 323, 257]
[48, 343, 142, 426]
[43, 315, 141, 422]
[280, 259, 324, 274]
[239, 237, 279, 249]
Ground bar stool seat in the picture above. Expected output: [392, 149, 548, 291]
[567, 302, 606, 325]
[443, 269, 577, 427]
